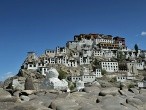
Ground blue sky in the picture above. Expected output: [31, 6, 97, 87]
[0, 0, 146, 81]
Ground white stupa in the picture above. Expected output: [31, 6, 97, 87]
[41, 68, 68, 90]
[76, 80, 84, 91]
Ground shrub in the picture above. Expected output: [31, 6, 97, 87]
[110, 77, 116, 83]
[68, 82, 76, 90]
[128, 83, 135, 89]
[58, 69, 67, 80]
[101, 69, 107, 75]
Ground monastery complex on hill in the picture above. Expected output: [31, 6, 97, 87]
[21, 33, 146, 87]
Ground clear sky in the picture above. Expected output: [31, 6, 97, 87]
[0, 0, 146, 81]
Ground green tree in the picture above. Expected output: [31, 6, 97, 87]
[117, 51, 126, 62]
[134, 44, 138, 56]
[58, 69, 67, 80]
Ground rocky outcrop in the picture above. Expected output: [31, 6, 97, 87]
[0, 85, 146, 110]
[99, 87, 119, 96]
[25, 77, 35, 90]
[0, 88, 11, 99]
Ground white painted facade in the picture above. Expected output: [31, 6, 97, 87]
[48, 57, 56, 64]
[95, 38, 113, 44]
[66, 59, 78, 67]
[69, 67, 96, 83]
[80, 56, 91, 65]
[56, 46, 66, 55]
[82, 50, 92, 57]
[95, 69, 102, 78]
[116, 75, 127, 82]
[27, 63, 38, 70]
[39, 67, 49, 76]
[67, 41, 78, 49]
[103, 50, 113, 58]
[72, 52, 79, 58]
[81, 75, 96, 83]
[69, 76, 81, 82]
[138, 81, 146, 88]
[127, 62, 144, 70]
[45, 50, 56, 57]
[69, 75, 95, 83]
[101, 61, 119, 72]
[79, 38, 93, 46]
[93, 50, 103, 57]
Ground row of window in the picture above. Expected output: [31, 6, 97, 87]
[129, 63, 143, 66]
[102, 65, 118, 68]
[117, 77, 126, 79]
[103, 68, 118, 71]
[102, 62, 118, 65]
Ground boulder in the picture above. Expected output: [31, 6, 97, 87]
[50, 98, 80, 110]
[20, 95, 30, 102]
[79, 103, 102, 110]
[83, 86, 100, 95]
[25, 77, 35, 90]
[21, 90, 36, 95]
[98, 80, 113, 88]
[0, 88, 11, 99]
[126, 97, 143, 106]
[9, 98, 52, 110]
[0, 102, 15, 110]
[129, 88, 139, 94]
[99, 87, 119, 96]
[134, 94, 146, 103]
[0, 96, 18, 102]
[34, 92, 58, 108]
[12, 79, 24, 91]
[139, 89, 146, 95]
[91, 81, 101, 87]
[100, 95, 137, 110]
[119, 89, 135, 97]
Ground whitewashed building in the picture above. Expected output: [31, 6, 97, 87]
[48, 57, 56, 64]
[79, 56, 91, 65]
[72, 52, 79, 58]
[138, 78, 146, 88]
[66, 58, 78, 67]
[22, 52, 39, 70]
[26, 62, 38, 70]
[116, 75, 127, 82]
[95, 35, 113, 44]
[39, 67, 49, 76]
[127, 62, 144, 70]
[66, 41, 78, 49]
[93, 50, 103, 57]
[82, 49, 92, 57]
[69, 67, 96, 83]
[103, 50, 114, 58]
[56, 46, 66, 55]
[101, 61, 119, 72]
[45, 49, 56, 57]
[95, 69, 102, 78]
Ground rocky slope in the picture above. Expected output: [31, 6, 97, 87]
[1, 80, 146, 110]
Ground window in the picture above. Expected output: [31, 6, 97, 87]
[29, 64, 32, 67]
